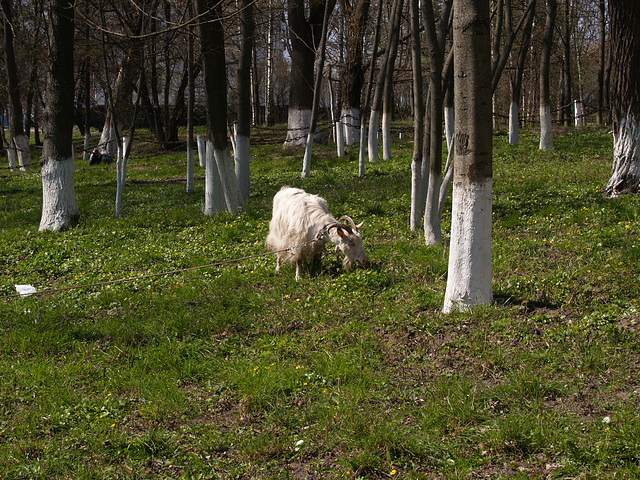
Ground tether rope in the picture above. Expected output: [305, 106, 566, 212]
[1, 236, 325, 300]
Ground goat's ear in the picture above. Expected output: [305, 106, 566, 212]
[336, 227, 347, 238]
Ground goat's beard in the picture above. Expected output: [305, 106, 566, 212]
[343, 256, 356, 270]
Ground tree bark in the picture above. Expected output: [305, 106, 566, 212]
[95, 2, 143, 159]
[421, 0, 452, 245]
[597, 0, 606, 125]
[443, 0, 492, 313]
[368, 0, 403, 161]
[302, 0, 332, 177]
[561, 0, 573, 126]
[381, 12, 401, 161]
[508, 0, 535, 145]
[236, 0, 254, 197]
[265, 0, 275, 126]
[2, 0, 31, 170]
[605, 0, 640, 195]
[284, 0, 336, 146]
[339, 0, 371, 145]
[491, 0, 536, 95]
[39, 0, 79, 232]
[197, 0, 245, 214]
[358, 0, 383, 175]
[186, 19, 195, 194]
[409, 0, 425, 231]
[539, 0, 556, 151]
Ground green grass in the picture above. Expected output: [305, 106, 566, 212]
[1, 125, 639, 478]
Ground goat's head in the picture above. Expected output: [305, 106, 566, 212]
[327, 216, 367, 269]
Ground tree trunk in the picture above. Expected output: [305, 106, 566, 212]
[285, 0, 336, 146]
[266, 0, 275, 126]
[368, 0, 403, 161]
[186, 20, 195, 194]
[491, 0, 536, 95]
[605, 0, 640, 196]
[539, 0, 556, 151]
[597, 0, 606, 125]
[98, 54, 138, 158]
[562, 0, 573, 126]
[2, 0, 31, 170]
[39, 0, 79, 232]
[382, 8, 402, 162]
[302, 0, 332, 177]
[439, 79, 455, 219]
[83, 61, 92, 161]
[421, 0, 451, 245]
[358, 0, 383, 175]
[409, 0, 425, 231]
[197, 0, 245, 214]
[443, 0, 492, 313]
[339, 0, 371, 145]
[236, 0, 254, 197]
[508, 0, 536, 145]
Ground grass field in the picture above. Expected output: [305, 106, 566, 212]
[1, 125, 639, 479]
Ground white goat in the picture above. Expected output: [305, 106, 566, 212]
[266, 187, 367, 280]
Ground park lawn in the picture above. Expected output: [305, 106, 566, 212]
[1, 125, 639, 479]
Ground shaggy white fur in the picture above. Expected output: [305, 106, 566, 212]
[266, 187, 367, 280]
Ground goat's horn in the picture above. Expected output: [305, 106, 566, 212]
[339, 215, 358, 231]
[326, 222, 352, 234]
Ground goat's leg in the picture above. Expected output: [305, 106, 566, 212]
[295, 260, 302, 281]
[275, 254, 282, 272]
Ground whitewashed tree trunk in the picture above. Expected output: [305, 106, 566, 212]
[410, 156, 428, 230]
[230, 123, 237, 158]
[265, 0, 275, 125]
[368, 110, 380, 161]
[186, 147, 195, 193]
[382, 111, 391, 160]
[539, 0, 556, 151]
[39, 0, 78, 232]
[197, 134, 206, 167]
[574, 100, 584, 126]
[424, 172, 442, 245]
[14, 134, 31, 170]
[509, 101, 519, 144]
[438, 108, 455, 220]
[342, 107, 359, 145]
[284, 109, 312, 146]
[336, 121, 345, 157]
[302, 132, 314, 178]
[215, 146, 245, 212]
[115, 136, 130, 217]
[606, 0, 640, 196]
[40, 157, 79, 231]
[204, 140, 224, 214]
[606, 114, 640, 195]
[358, 123, 366, 177]
[235, 133, 250, 198]
[83, 133, 91, 161]
[443, 179, 493, 312]
[443, 0, 493, 313]
[98, 122, 120, 158]
[410, 160, 422, 230]
[539, 104, 554, 150]
[7, 145, 17, 170]
[438, 144, 455, 218]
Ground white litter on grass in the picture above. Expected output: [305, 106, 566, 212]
[15, 285, 37, 297]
